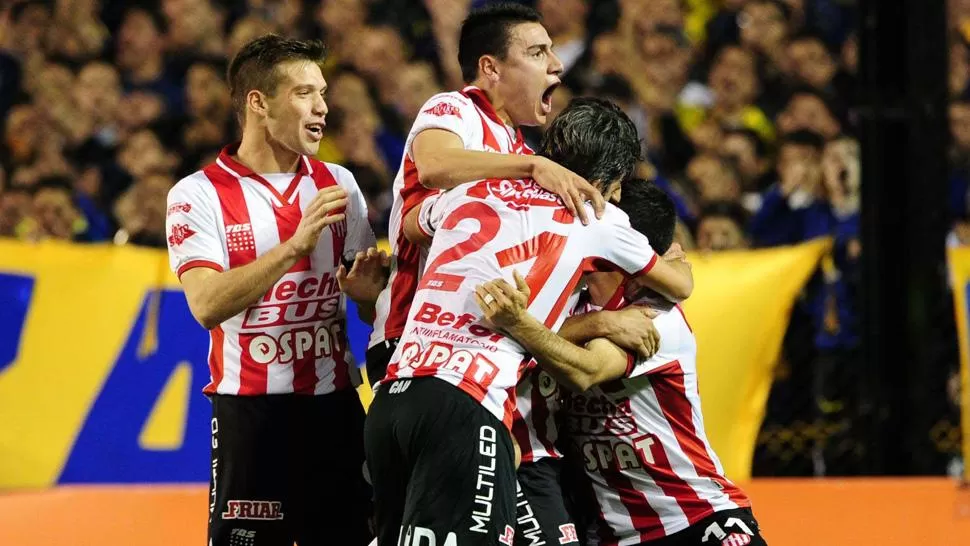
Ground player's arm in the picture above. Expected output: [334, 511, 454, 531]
[635, 257, 693, 302]
[411, 129, 604, 224]
[475, 272, 633, 392]
[333, 167, 384, 324]
[402, 191, 444, 247]
[601, 213, 694, 302]
[178, 187, 348, 330]
[559, 306, 660, 359]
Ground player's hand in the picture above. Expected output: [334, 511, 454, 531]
[531, 156, 605, 226]
[475, 270, 531, 331]
[337, 247, 390, 304]
[603, 306, 660, 359]
[288, 186, 348, 256]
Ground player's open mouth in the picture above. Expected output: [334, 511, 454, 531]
[541, 82, 559, 114]
[305, 122, 324, 140]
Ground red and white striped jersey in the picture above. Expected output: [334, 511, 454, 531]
[562, 297, 751, 545]
[165, 145, 376, 396]
[381, 178, 659, 430]
[368, 86, 533, 357]
[512, 289, 623, 463]
[511, 365, 564, 463]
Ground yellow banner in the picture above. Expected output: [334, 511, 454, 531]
[946, 247, 970, 483]
[0, 238, 827, 487]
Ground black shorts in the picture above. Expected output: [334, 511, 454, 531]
[365, 337, 398, 387]
[516, 458, 580, 546]
[654, 507, 766, 546]
[208, 390, 373, 546]
[364, 377, 518, 546]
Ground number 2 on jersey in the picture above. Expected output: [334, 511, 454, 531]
[418, 202, 568, 301]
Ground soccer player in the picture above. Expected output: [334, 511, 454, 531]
[364, 98, 693, 546]
[365, 2, 606, 387]
[476, 181, 767, 546]
[165, 35, 376, 546]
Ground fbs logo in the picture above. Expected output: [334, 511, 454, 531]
[222, 500, 284, 520]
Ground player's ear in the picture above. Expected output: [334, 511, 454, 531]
[246, 90, 269, 119]
[479, 55, 500, 83]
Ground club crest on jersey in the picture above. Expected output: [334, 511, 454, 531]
[221, 500, 283, 520]
[168, 223, 196, 247]
[423, 102, 462, 118]
[167, 202, 192, 216]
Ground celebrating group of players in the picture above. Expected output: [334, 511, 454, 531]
[164, 3, 766, 546]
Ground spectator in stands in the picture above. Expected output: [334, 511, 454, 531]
[750, 129, 828, 247]
[680, 44, 775, 148]
[786, 32, 847, 97]
[74, 61, 124, 159]
[537, 0, 589, 77]
[351, 25, 411, 110]
[392, 61, 445, 128]
[696, 200, 750, 251]
[181, 60, 233, 169]
[227, 15, 275, 59]
[776, 87, 843, 139]
[21, 176, 110, 243]
[738, 0, 790, 75]
[164, 0, 227, 59]
[721, 127, 774, 207]
[115, 7, 182, 116]
[686, 153, 743, 206]
[113, 172, 173, 248]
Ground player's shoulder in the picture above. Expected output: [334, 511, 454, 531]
[168, 169, 215, 203]
[421, 90, 475, 109]
[417, 91, 477, 118]
[599, 202, 632, 225]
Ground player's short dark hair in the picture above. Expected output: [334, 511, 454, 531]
[538, 97, 641, 189]
[458, 2, 542, 83]
[227, 34, 327, 125]
[617, 179, 677, 255]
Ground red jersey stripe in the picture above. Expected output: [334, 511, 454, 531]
[652, 363, 750, 508]
[204, 164, 266, 395]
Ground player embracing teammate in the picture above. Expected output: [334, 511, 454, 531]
[362, 4, 770, 546]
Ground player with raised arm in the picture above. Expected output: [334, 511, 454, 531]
[165, 35, 376, 546]
[475, 181, 766, 546]
[364, 98, 693, 546]
[365, 2, 607, 387]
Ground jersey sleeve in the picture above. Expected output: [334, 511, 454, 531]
[627, 311, 692, 378]
[591, 204, 659, 276]
[405, 93, 481, 155]
[415, 192, 446, 239]
[329, 163, 377, 259]
[165, 177, 228, 279]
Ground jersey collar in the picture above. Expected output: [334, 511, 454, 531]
[460, 86, 528, 148]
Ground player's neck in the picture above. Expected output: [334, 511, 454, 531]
[468, 79, 515, 127]
[236, 129, 302, 174]
[586, 273, 624, 307]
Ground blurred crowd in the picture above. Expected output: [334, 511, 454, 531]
[0, 0, 967, 470]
